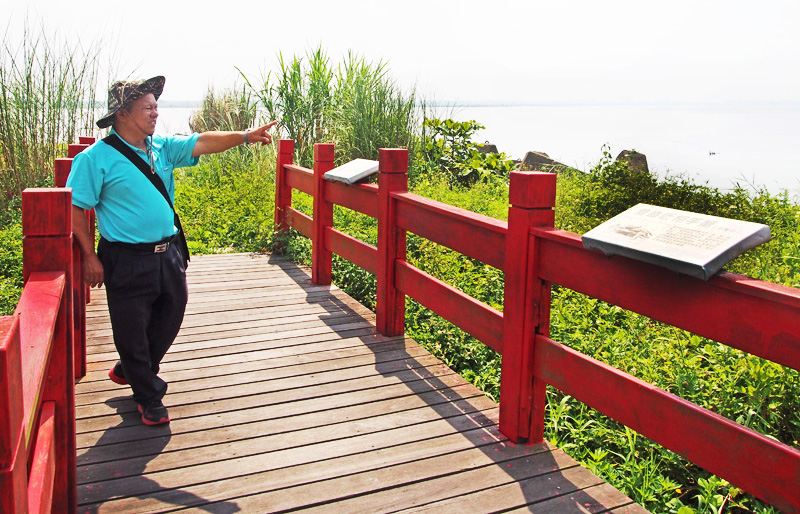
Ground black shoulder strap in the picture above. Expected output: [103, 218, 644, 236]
[102, 133, 190, 265]
[102, 133, 174, 209]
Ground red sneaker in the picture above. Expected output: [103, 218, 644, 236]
[108, 363, 129, 385]
[138, 401, 170, 426]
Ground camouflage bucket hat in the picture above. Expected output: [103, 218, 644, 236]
[96, 76, 165, 129]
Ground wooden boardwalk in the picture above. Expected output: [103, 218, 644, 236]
[75, 253, 647, 513]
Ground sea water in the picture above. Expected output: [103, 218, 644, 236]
[156, 103, 800, 195]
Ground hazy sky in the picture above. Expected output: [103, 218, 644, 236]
[3, 0, 800, 105]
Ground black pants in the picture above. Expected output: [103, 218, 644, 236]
[98, 238, 188, 406]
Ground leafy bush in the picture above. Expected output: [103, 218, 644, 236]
[558, 145, 800, 288]
[417, 118, 515, 186]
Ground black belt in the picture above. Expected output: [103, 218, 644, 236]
[101, 234, 178, 254]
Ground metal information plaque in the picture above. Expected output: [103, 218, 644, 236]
[581, 203, 771, 280]
[324, 159, 379, 185]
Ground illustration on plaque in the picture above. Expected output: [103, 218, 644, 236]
[612, 225, 652, 240]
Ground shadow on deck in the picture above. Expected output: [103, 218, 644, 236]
[74, 253, 647, 513]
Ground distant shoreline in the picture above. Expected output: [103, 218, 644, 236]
[154, 99, 800, 110]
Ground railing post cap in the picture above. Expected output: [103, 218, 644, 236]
[509, 171, 557, 209]
[54, 159, 73, 188]
[314, 143, 335, 162]
[278, 139, 295, 153]
[67, 143, 90, 158]
[378, 148, 408, 174]
[22, 188, 73, 236]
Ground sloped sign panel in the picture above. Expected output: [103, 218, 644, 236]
[324, 159, 379, 185]
[582, 203, 770, 280]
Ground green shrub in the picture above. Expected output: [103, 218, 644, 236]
[417, 118, 515, 186]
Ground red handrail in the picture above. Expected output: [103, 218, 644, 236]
[55, 136, 96, 380]
[1, 190, 78, 513]
[0, 137, 94, 514]
[274, 139, 800, 513]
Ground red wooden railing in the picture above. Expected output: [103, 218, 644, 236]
[274, 139, 800, 513]
[1, 138, 94, 513]
[1, 189, 78, 513]
[55, 138, 96, 379]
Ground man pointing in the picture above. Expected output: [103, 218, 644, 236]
[67, 76, 275, 425]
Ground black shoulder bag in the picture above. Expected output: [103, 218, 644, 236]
[102, 133, 191, 267]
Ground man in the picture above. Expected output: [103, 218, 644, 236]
[67, 76, 275, 425]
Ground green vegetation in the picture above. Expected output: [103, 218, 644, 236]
[0, 197, 23, 316]
[189, 84, 257, 133]
[2, 44, 799, 513]
[419, 118, 515, 185]
[0, 22, 99, 317]
[175, 143, 276, 255]
[0, 23, 99, 212]
[166, 80, 799, 511]
[245, 47, 418, 168]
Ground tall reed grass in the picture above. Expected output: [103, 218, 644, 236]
[0, 23, 100, 211]
[245, 47, 417, 167]
[329, 52, 417, 163]
[189, 84, 256, 133]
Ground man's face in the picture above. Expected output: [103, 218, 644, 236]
[119, 93, 158, 136]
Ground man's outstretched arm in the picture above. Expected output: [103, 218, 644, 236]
[191, 120, 277, 158]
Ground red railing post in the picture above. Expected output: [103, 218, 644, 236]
[312, 144, 335, 285]
[376, 148, 408, 336]
[54, 158, 72, 188]
[54, 157, 87, 379]
[274, 139, 295, 253]
[65, 148, 95, 306]
[0, 316, 27, 513]
[66, 144, 89, 158]
[499, 171, 557, 443]
[22, 188, 77, 513]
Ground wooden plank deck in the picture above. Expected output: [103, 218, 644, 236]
[75, 253, 647, 513]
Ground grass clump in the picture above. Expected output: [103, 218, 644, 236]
[246, 47, 417, 168]
[189, 84, 256, 133]
[0, 22, 100, 212]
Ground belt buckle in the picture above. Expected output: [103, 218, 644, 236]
[154, 243, 169, 253]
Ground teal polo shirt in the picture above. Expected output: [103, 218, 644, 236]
[67, 130, 200, 244]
